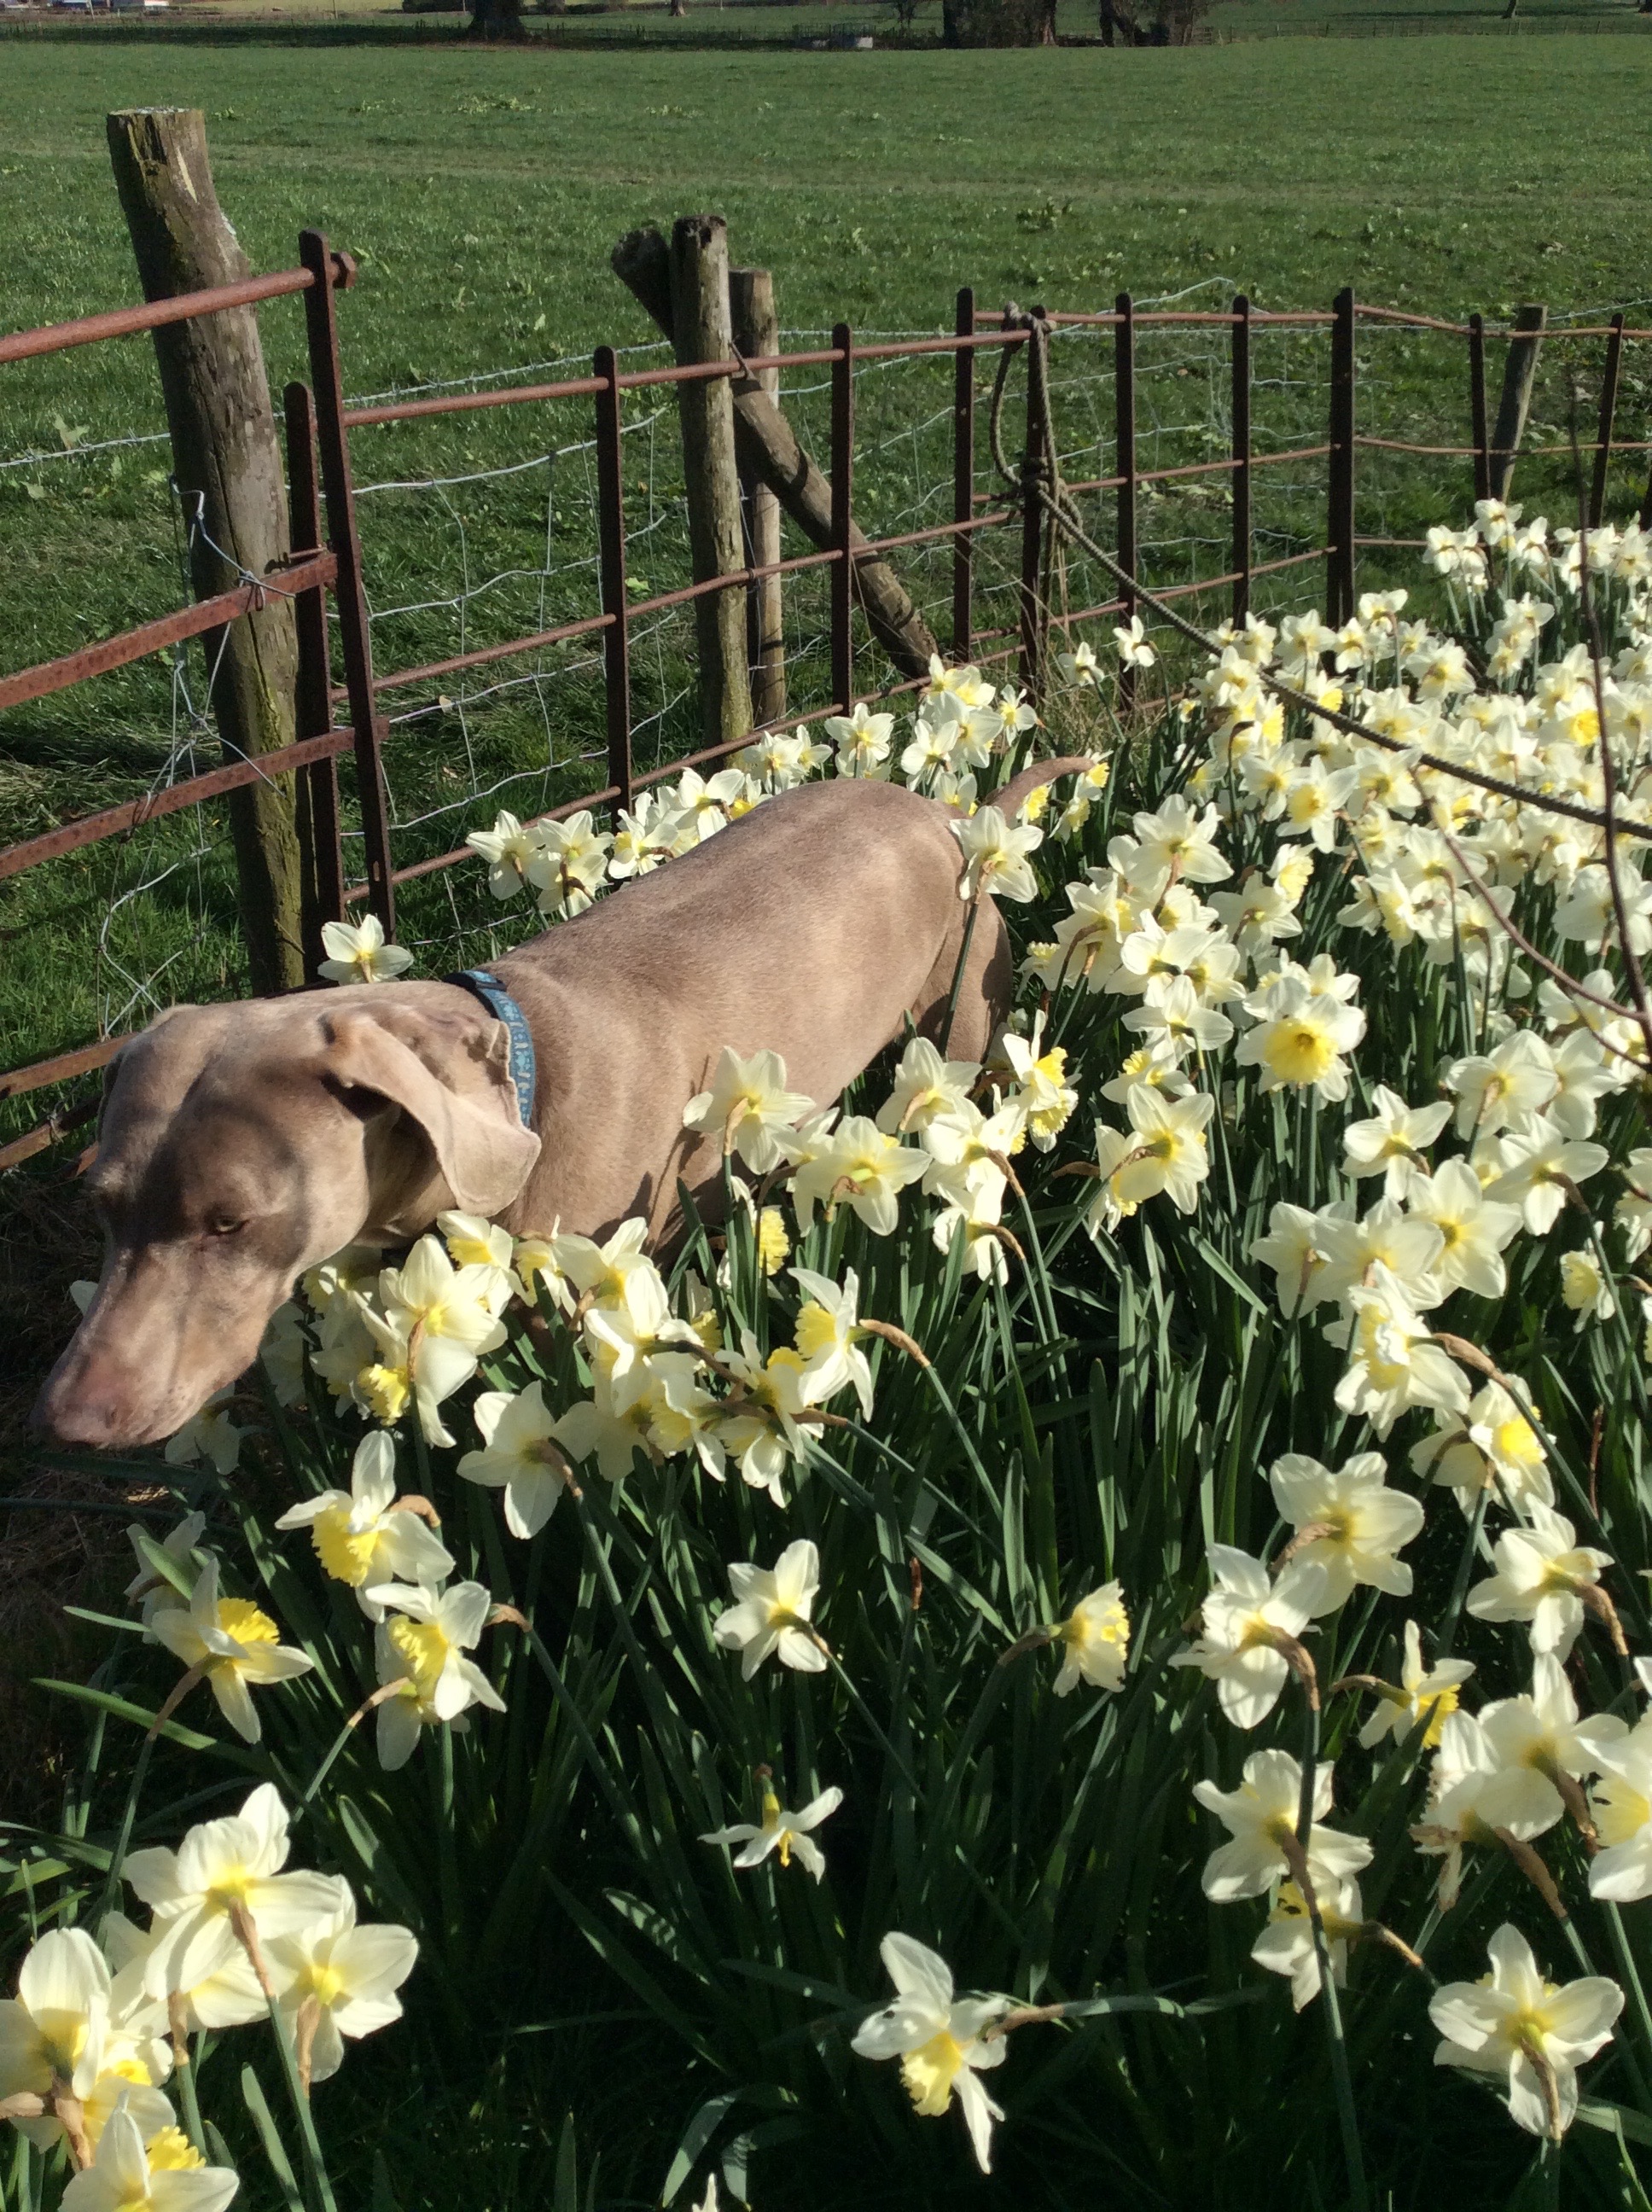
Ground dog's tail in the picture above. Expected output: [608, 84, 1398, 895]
[989, 754, 1099, 822]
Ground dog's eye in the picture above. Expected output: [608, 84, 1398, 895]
[206, 1214, 249, 1238]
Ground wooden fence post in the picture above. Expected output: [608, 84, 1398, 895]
[668, 216, 753, 749]
[106, 107, 305, 996]
[953, 286, 976, 661]
[1019, 316, 1047, 694]
[283, 381, 344, 982]
[1230, 292, 1251, 626]
[1489, 303, 1547, 503]
[1591, 313, 1624, 530]
[831, 322, 855, 713]
[1326, 287, 1357, 626]
[730, 268, 786, 730]
[1469, 313, 1491, 505]
[594, 344, 633, 821]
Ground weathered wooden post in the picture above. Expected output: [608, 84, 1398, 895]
[612, 225, 939, 680]
[730, 267, 785, 727]
[107, 108, 305, 996]
[1489, 303, 1546, 504]
[668, 216, 753, 749]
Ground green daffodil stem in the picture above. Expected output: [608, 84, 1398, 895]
[939, 891, 983, 1057]
[300, 1683, 407, 1806]
[1291, 1681, 1370, 2212]
[1603, 1902, 1652, 2118]
[167, 1997, 207, 2159]
[92, 1663, 203, 1923]
[1435, 1487, 1490, 1661]
[228, 1901, 339, 2212]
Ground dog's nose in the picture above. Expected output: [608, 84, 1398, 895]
[31, 1362, 141, 1449]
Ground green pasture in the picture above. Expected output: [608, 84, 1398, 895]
[2, 30, 1650, 1121]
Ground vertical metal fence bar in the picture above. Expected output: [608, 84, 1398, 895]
[952, 287, 975, 662]
[1018, 316, 1047, 692]
[283, 379, 344, 981]
[1591, 312, 1625, 531]
[1327, 287, 1357, 626]
[593, 346, 633, 820]
[1469, 313, 1491, 506]
[1230, 293, 1252, 627]
[1114, 293, 1137, 714]
[298, 229, 395, 940]
[830, 322, 854, 713]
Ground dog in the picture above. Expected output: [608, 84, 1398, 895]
[32, 760, 1086, 1452]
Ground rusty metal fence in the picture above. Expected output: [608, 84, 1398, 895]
[4, 253, 1652, 1173]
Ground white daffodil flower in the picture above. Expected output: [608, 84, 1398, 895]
[123, 1512, 203, 1638]
[701, 1784, 843, 1882]
[1465, 1504, 1613, 1661]
[263, 1881, 418, 2084]
[1085, 1086, 1215, 1238]
[1170, 1546, 1329, 1728]
[524, 811, 613, 919]
[998, 1018, 1079, 1152]
[1559, 1241, 1616, 1328]
[875, 1037, 980, 1137]
[60, 2104, 237, 2212]
[1483, 1115, 1609, 1237]
[103, 1912, 264, 2040]
[464, 809, 538, 900]
[148, 1557, 313, 1745]
[458, 1382, 575, 1539]
[434, 1210, 521, 1314]
[1324, 1262, 1471, 1439]
[1311, 1197, 1445, 1314]
[317, 914, 415, 986]
[1479, 1656, 1626, 1807]
[788, 1115, 928, 1237]
[0, 1927, 112, 2134]
[1443, 1032, 1557, 1140]
[1236, 972, 1365, 1103]
[125, 1783, 341, 2000]
[1114, 614, 1156, 669]
[1430, 1924, 1621, 2139]
[355, 1237, 508, 1446]
[1356, 1621, 1475, 1751]
[1411, 1712, 1562, 1908]
[1252, 1876, 1364, 2011]
[161, 1389, 248, 1478]
[951, 805, 1043, 903]
[1340, 1086, 1452, 1202]
[789, 1266, 876, 1420]
[1411, 1380, 1553, 1518]
[1404, 1160, 1521, 1301]
[1114, 795, 1232, 900]
[851, 1934, 1009, 2174]
[365, 1580, 507, 1771]
[1249, 1201, 1334, 1316]
[712, 1540, 825, 1679]
[275, 1432, 453, 1618]
[1589, 1715, 1652, 1903]
[683, 1046, 817, 1174]
[823, 701, 895, 777]
[1051, 1582, 1130, 1695]
[1192, 1749, 1371, 1901]
[1266, 1451, 1423, 1614]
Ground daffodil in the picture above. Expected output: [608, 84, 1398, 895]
[1589, 1716, 1652, 1903]
[317, 915, 414, 986]
[1267, 1451, 1423, 1613]
[1559, 1240, 1616, 1327]
[1356, 1620, 1474, 1751]
[1052, 1582, 1129, 1695]
[1252, 1876, 1364, 2011]
[365, 1580, 506, 1771]
[161, 1391, 247, 1477]
[850, 1935, 1009, 2174]
[1341, 1086, 1452, 1202]
[1114, 614, 1156, 669]
[148, 1557, 312, 1745]
[0, 1928, 112, 2150]
[701, 1783, 843, 1881]
[951, 805, 1043, 902]
[998, 1018, 1078, 1151]
[434, 1209, 520, 1313]
[60, 2104, 237, 2212]
[1466, 1504, 1613, 1661]
[1236, 971, 1365, 1103]
[275, 1433, 453, 1618]
[823, 701, 894, 777]
[683, 1046, 816, 1173]
[465, 809, 538, 900]
[457, 1381, 574, 1538]
[712, 1540, 825, 1679]
[1411, 1379, 1555, 1517]
[1430, 1925, 1621, 2139]
[1170, 1547, 1329, 1728]
[123, 1513, 203, 1638]
[789, 1266, 876, 1420]
[875, 1037, 980, 1137]
[1411, 1712, 1562, 1907]
[1249, 1201, 1333, 1316]
[1483, 1115, 1608, 1237]
[1192, 1749, 1371, 1901]
[125, 1784, 341, 2000]
[524, 811, 612, 918]
[263, 1882, 418, 2085]
[788, 1115, 927, 1236]
[1324, 1262, 1471, 1438]
[1404, 1160, 1521, 1300]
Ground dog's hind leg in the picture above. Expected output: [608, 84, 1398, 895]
[910, 897, 1014, 1061]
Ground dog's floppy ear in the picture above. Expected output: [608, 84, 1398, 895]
[318, 999, 540, 1218]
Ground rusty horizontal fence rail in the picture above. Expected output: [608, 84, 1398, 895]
[0, 551, 338, 715]
[0, 261, 347, 367]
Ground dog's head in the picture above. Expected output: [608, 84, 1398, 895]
[32, 987, 539, 1450]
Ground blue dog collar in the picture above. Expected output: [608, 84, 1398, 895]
[446, 968, 537, 1129]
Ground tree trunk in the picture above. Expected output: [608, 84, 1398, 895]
[613, 226, 939, 682]
[730, 266, 786, 729]
[1489, 304, 1546, 502]
[667, 217, 753, 750]
[107, 107, 305, 997]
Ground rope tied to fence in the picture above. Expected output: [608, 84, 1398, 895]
[992, 306, 1652, 847]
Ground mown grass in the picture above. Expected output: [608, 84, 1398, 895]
[2, 31, 1650, 1116]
